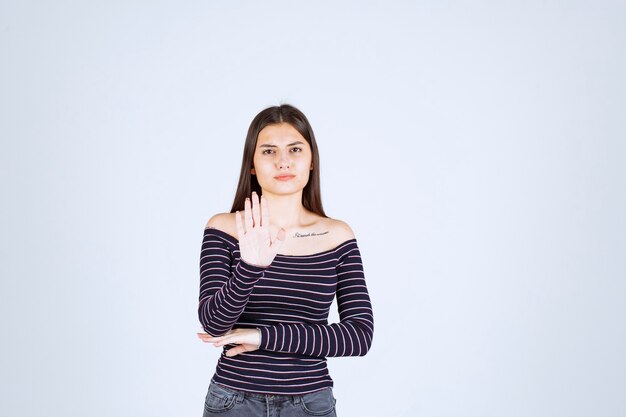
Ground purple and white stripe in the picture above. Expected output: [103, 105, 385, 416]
[198, 227, 374, 395]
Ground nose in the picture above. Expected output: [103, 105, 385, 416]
[277, 152, 291, 169]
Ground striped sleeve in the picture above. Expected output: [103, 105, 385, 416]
[198, 228, 268, 336]
[258, 241, 374, 357]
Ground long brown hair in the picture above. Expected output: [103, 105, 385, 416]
[229, 104, 327, 218]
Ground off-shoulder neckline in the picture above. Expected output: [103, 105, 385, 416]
[204, 227, 357, 258]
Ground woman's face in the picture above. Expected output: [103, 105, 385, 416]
[251, 123, 313, 196]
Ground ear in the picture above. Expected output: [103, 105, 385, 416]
[251, 167, 256, 175]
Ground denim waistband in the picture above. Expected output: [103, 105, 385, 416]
[213, 382, 330, 404]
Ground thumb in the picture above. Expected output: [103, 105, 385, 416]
[272, 228, 287, 249]
[225, 345, 246, 357]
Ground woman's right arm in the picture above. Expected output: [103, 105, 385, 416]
[199, 194, 286, 336]
[197, 224, 268, 337]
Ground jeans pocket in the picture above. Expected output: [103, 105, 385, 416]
[204, 382, 237, 414]
[299, 387, 337, 416]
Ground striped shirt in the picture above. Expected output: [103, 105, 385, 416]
[198, 226, 374, 395]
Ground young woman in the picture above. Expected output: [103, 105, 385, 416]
[196, 104, 374, 417]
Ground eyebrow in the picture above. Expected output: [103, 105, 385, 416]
[258, 141, 305, 148]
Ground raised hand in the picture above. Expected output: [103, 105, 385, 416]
[235, 191, 286, 267]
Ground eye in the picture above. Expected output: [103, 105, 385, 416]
[262, 149, 274, 155]
[291, 147, 302, 152]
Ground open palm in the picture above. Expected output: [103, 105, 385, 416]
[235, 191, 286, 267]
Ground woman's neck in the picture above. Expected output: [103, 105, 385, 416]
[261, 190, 309, 230]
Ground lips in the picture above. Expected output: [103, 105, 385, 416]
[274, 175, 295, 181]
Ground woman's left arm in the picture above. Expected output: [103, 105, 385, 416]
[258, 241, 374, 357]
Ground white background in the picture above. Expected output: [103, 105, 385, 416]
[1, 1, 625, 416]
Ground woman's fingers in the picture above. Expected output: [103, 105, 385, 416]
[197, 332, 217, 339]
[251, 192, 261, 227]
[225, 344, 255, 357]
[238, 192, 279, 266]
[260, 194, 268, 227]
[207, 332, 238, 346]
[197, 329, 234, 342]
[271, 227, 287, 253]
[225, 346, 245, 357]
[197, 330, 259, 357]
[235, 211, 244, 240]
[244, 197, 253, 231]
[197, 328, 259, 347]
[260, 194, 271, 245]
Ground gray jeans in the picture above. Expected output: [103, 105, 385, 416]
[202, 381, 338, 417]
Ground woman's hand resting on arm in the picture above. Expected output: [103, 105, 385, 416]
[197, 328, 262, 357]
[197, 191, 285, 356]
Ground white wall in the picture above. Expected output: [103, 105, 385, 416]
[1, 1, 625, 416]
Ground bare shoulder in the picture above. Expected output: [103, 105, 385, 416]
[326, 218, 356, 243]
[205, 212, 230, 229]
[205, 212, 237, 239]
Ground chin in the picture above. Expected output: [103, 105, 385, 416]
[268, 189, 303, 196]
[261, 179, 308, 192]
[262, 184, 307, 195]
